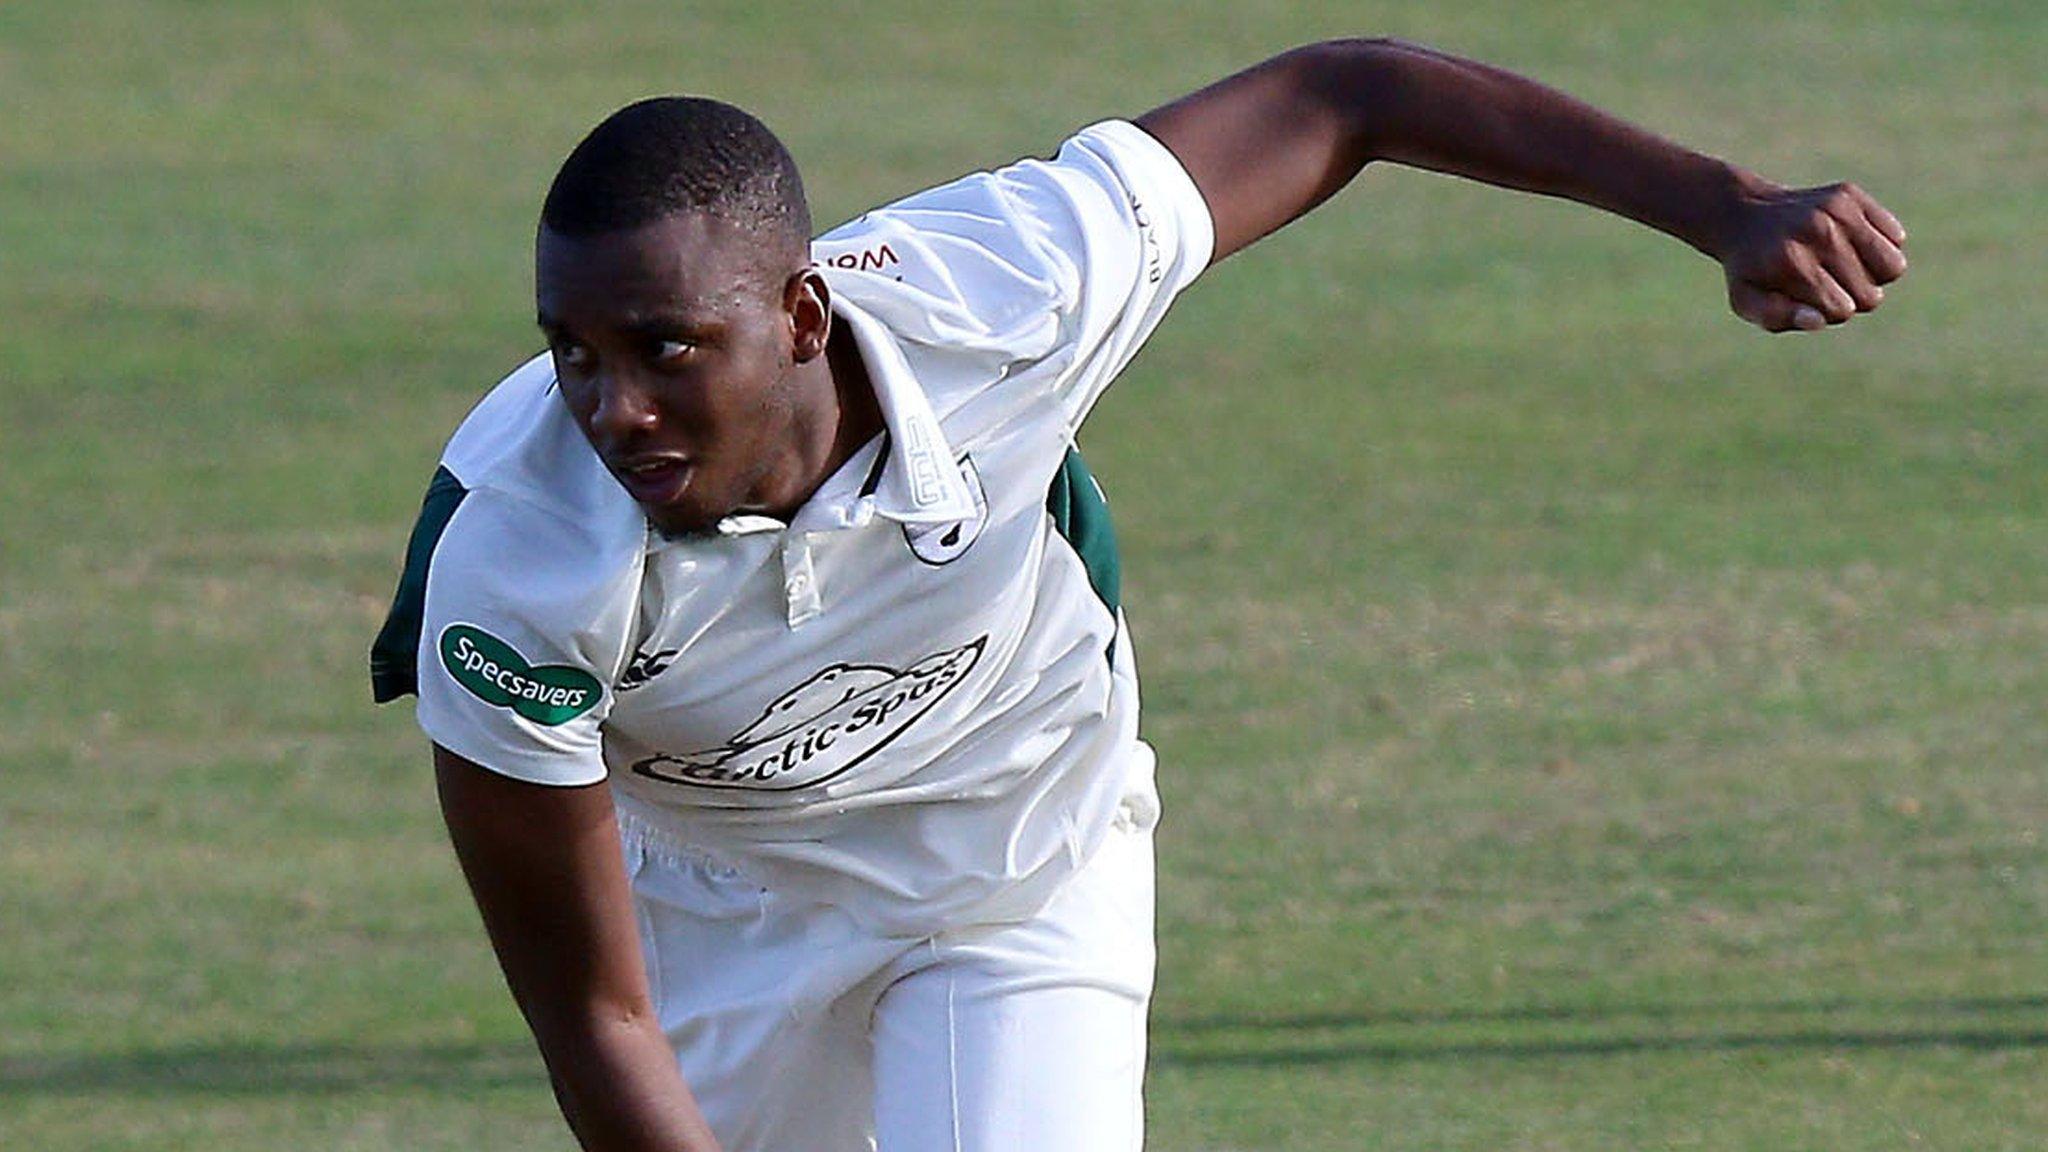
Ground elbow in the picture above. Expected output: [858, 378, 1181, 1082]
[528, 990, 663, 1051]
[527, 997, 668, 1107]
[1282, 37, 1427, 160]
[1300, 34, 1416, 56]
[1287, 35, 1425, 75]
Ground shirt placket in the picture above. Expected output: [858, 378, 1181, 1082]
[780, 532, 823, 628]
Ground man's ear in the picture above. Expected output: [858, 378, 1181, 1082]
[785, 266, 831, 364]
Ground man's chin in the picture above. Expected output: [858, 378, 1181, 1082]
[645, 505, 721, 540]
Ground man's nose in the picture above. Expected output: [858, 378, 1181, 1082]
[590, 374, 660, 439]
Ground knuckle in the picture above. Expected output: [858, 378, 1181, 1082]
[1764, 240, 1805, 281]
[1797, 211, 1839, 243]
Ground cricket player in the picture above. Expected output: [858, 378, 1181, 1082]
[371, 38, 1906, 1152]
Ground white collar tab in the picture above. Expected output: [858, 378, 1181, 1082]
[832, 294, 978, 525]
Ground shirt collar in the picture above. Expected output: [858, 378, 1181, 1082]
[824, 285, 979, 526]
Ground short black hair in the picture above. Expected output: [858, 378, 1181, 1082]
[541, 96, 812, 249]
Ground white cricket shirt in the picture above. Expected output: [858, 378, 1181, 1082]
[372, 120, 1214, 934]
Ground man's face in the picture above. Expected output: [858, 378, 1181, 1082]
[536, 212, 819, 536]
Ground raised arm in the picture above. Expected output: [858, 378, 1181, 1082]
[1135, 38, 1907, 332]
[433, 745, 724, 1152]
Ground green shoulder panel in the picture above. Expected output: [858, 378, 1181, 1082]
[369, 466, 469, 703]
[1045, 446, 1121, 619]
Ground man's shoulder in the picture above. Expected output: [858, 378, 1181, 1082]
[812, 121, 1210, 351]
[372, 356, 644, 704]
[811, 121, 1214, 438]
[419, 354, 649, 617]
[440, 353, 568, 485]
[415, 451, 646, 678]
[436, 353, 639, 533]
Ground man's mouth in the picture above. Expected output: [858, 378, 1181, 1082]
[612, 455, 692, 506]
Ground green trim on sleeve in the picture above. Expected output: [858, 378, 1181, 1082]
[369, 466, 470, 703]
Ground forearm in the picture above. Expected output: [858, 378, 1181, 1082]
[433, 749, 725, 1152]
[1309, 38, 1750, 258]
[1141, 37, 1755, 263]
[534, 1010, 723, 1152]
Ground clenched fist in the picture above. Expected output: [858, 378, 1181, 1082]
[1717, 176, 1908, 333]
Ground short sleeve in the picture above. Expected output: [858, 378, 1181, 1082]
[1011, 119, 1215, 425]
[412, 491, 641, 786]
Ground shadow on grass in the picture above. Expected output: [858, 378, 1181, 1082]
[0, 1039, 543, 1097]
[1152, 992, 2048, 1069]
[8, 994, 2044, 1093]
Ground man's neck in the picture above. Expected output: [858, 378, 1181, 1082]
[823, 319, 884, 468]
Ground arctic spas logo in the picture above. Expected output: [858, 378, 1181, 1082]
[631, 636, 986, 791]
[439, 624, 603, 727]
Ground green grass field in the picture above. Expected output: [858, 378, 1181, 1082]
[3, 2, 2043, 1148]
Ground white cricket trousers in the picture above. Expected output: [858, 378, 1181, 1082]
[622, 810, 1156, 1152]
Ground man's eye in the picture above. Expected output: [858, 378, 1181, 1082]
[653, 339, 696, 364]
[552, 342, 593, 370]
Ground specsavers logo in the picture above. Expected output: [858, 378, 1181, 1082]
[631, 636, 986, 791]
[439, 624, 603, 727]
